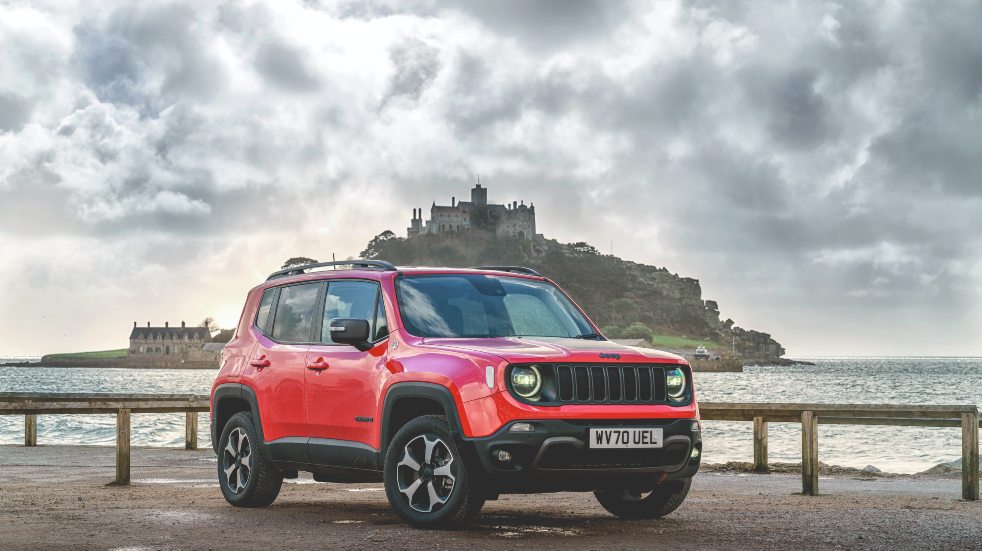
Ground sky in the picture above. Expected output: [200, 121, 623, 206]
[1, 0, 981, 357]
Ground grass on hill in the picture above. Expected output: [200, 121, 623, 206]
[649, 335, 723, 350]
[45, 349, 128, 360]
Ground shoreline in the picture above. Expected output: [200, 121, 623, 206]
[0, 361, 216, 369]
[0, 443, 969, 479]
[1, 357, 218, 369]
[0, 362, 218, 371]
[702, 460, 975, 479]
[745, 357, 816, 367]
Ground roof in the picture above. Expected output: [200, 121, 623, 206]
[255, 266, 545, 291]
[396, 267, 542, 276]
[129, 326, 211, 340]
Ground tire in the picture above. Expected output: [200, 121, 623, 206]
[218, 411, 283, 508]
[383, 415, 485, 529]
[594, 477, 692, 520]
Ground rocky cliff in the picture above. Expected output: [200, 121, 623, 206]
[360, 229, 785, 361]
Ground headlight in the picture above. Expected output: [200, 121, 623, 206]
[511, 366, 542, 398]
[666, 367, 686, 400]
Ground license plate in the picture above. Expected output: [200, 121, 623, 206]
[589, 428, 663, 449]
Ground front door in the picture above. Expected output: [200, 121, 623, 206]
[304, 280, 389, 455]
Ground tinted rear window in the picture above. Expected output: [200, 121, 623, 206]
[255, 289, 276, 333]
[271, 283, 320, 342]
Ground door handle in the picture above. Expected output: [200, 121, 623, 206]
[306, 358, 330, 370]
[250, 355, 271, 368]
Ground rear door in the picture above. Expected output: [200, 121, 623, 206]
[248, 282, 322, 450]
[304, 279, 390, 456]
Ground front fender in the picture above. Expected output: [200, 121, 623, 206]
[377, 381, 468, 463]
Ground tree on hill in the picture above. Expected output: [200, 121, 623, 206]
[360, 230, 397, 259]
[569, 241, 600, 255]
[281, 257, 319, 269]
[199, 317, 217, 335]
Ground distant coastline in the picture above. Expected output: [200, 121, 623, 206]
[0, 356, 216, 369]
[1, 362, 216, 369]
[0, 355, 814, 370]
[0, 338, 221, 369]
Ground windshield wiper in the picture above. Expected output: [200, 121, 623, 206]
[574, 333, 603, 340]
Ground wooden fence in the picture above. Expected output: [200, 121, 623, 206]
[700, 402, 980, 500]
[0, 393, 209, 484]
[1, 394, 978, 500]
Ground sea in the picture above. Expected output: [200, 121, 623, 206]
[1, 356, 979, 474]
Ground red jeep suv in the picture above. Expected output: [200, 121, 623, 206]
[211, 260, 701, 528]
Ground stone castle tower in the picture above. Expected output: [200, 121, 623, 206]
[407, 184, 537, 239]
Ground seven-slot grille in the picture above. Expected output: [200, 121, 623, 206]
[553, 364, 668, 404]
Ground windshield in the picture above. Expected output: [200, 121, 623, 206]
[396, 274, 597, 339]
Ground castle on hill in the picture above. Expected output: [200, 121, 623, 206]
[407, 184, 537, 239]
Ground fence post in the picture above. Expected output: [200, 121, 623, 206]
[115, 408, 131, 485]
[962, 410, 979, 501]
[801, 410, 818, 496]
[185, 411, 198, 450]
[753, 416, 768, 472]
[24, 414, 37, 447]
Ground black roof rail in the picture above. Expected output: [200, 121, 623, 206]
[266, 259, 397, 281]
[474, 265, 542, 276]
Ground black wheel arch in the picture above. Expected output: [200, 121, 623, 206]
[212, 383, 269, 458]
[379, 382, 466, 467]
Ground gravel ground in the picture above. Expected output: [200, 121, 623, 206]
[1, 445, 980, 550]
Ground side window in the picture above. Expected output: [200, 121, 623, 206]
[271, 283, 320, 342]
[254, 289, 276, 334]
[321, 281, 379, 343]
[374, 291, 389, 341]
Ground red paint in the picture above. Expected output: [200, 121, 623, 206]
[212, 267, 698, 450]
[304, 339, 388, 442]
[248, 330, 308, 441]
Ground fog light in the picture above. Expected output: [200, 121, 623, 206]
[495, 449, 513, 463]
[691, 420, 701, 432]
[690, 447, 701, 459]
[509, 422, 534, 432]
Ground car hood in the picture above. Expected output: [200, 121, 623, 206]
[418, 336, 686, 364]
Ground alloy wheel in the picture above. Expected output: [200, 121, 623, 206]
[222, 427, 252, 493]
[396, 434, 456, 513]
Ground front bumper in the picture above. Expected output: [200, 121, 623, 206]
[464, 418, 701, 493]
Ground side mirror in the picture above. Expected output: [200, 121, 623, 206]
[329, 318, 372, 350]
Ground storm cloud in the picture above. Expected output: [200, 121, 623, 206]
[1, 0, 981, 356]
